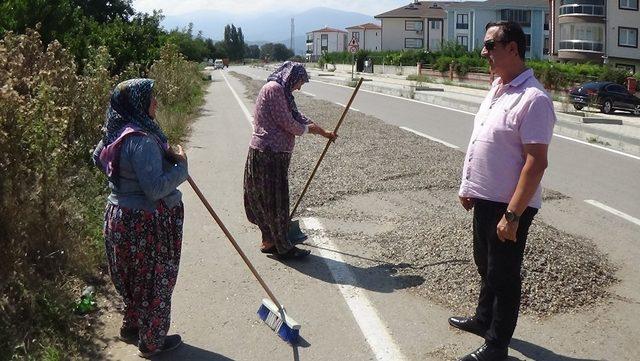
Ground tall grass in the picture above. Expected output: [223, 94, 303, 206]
[0, 29, 205, 360]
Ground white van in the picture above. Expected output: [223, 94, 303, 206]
[213, 59, 224, 69]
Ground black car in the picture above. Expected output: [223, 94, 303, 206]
[569, 81, 640, 115]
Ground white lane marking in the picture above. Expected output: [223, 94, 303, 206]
[301, 91, 316, 97]
[308, 78, 640, 161]
[334, 101, 360, 112]
[553, 134, 640, 161]
[220, 71, 253, 126]
[584, 200, 640, 227]
[310, 78, 477, 116]
[302, 217, 408, 361]
[400, 126, 459, 149]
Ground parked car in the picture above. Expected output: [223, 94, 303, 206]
[213, 59, 224, 69]
[569, 81, 640, 115]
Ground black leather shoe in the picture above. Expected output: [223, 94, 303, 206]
[448, 316, 488, 337]
[458, 343, 508, 361]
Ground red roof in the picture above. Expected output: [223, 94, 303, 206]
[309, 27, 347, 34]
[346, 23, 382, 30]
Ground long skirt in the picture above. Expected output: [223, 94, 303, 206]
[243, 147, 293, 254]
[103, 201, 184, 351]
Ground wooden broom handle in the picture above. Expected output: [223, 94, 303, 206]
[289, 77, 364, 219]
[187, 176, 282, 308]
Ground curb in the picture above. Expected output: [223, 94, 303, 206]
[307, 70, 640, 157]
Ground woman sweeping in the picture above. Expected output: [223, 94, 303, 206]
[244, 61, 336, 259]
[92, 79, 188, 358]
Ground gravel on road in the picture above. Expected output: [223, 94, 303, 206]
[232, 71, 617, 317]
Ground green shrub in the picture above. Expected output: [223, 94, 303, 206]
[0, 28, 205, 360]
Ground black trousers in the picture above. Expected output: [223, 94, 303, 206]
[472, 198, 537, 349]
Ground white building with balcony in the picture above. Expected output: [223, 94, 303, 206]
[306, 27, 348, 61]
[374, 1, 448, 51]
[345, 23, 382, 52]
[550, 0, 640, 72]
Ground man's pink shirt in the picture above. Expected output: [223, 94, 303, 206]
[459, 69, 556, 209]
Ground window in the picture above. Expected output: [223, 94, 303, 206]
[405, 38, 424, 48]
[500, 9, 531, 27]
[620, 0, 639, 10]
[544, 36, 549, 54]
[619, 27, 638, 47]
[405, 20, 423, 31]
[616, 64, 636, 73]
[544, 13, 549, 31]
[430, 21, 441, 30]
[456, 35, 468, 47]
[456, 14, 469, 29]
[606, 84, 628, 93]
[525, 33, 531, 54]
[559, 0, 605, 16]
[321, 34, 328, 51]
[559, 23, 605, 51]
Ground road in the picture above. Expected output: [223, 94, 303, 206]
[100, 67, 640, 360]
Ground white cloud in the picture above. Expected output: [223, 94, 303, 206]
[132, 0, 451, 16]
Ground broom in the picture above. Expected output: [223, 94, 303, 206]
[287, 77, 364, 241]
[187, 176, 301, 344]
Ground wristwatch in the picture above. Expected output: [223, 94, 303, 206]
[505, 209, 520, 223]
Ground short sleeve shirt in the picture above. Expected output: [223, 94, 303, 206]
[459, 69, 556, 209]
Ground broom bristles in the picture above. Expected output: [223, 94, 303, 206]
[257, 298, 300, 344]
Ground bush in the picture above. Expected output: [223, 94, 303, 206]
[0, 28, 111, 359]
[0, 28, 205, 359]
[598, 66, 630, 85]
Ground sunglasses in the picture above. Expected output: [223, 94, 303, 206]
[483, 39, 507, 51]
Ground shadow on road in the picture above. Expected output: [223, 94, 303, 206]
[292, 335, 311, 361]
[510, 338, 605, 361]
[270, 251, 425, 293]
[151, 343, 235, 360]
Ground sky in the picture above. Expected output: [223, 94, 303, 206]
[131, 0, 469, 16]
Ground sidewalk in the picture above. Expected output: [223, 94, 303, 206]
[300, 66, 640, 157]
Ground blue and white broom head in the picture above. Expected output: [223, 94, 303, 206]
[257, 298, 301, 344]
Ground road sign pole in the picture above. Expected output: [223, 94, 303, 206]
[351, 53, 354, 80]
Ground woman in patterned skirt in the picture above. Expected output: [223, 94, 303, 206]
[93, 79, 188, 358]
[244, 61, 336, 259]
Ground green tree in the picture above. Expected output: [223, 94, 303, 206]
[245, 44, 260, 59]
[272, 43, 294, 61]
[223, 23, 245, 60]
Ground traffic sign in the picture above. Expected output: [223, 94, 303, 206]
[348, 37, 359, 53]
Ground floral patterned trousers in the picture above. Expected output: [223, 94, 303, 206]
[104, 201, 184, 351]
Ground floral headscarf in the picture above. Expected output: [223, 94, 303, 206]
[101, 78, 168, 147]
[97, 79, 169, 181]
[267, 61, 309, 124]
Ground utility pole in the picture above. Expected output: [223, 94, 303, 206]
[290, 18, 295, 55]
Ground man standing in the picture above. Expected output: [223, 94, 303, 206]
[450, 21, 556, 361]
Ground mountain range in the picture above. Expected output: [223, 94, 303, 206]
[161, 7, 376, 55]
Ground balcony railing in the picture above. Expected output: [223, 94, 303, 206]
[559, 40, 604, 52]
[559, 4, 605, 16]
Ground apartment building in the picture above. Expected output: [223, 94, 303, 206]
[550, 0, 640, 72]
[446, 0, 550, 59]
[306, 27, 348, 61]
[345, 23, 382, 52]
[374, 1, 450, 51]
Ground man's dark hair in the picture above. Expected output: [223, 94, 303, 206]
[485, 21, 526, 60]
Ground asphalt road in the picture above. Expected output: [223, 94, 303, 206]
[232, 66, 640, 224]
[101, 67, 640, 361]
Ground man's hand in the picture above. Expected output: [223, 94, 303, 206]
[497, 215, 518, 242]
[459, 196, 475, 211]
